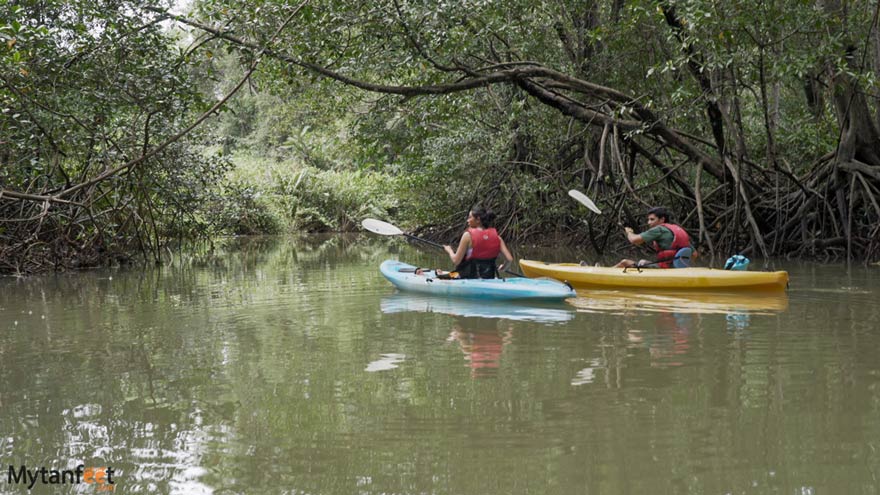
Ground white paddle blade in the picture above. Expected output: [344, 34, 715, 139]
[568, 189, 602, 214]
[362, 218, 403, 236]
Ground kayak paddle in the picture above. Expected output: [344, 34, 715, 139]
[570, 188, 629, 228]
[503, 266, 527, 278]
[361, 218, 444, 249]
[568, 189, 602, 214]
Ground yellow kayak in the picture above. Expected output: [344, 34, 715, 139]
[519, 260, 789, 291]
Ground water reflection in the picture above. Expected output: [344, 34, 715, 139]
[626, 311, 695, 367]
[380, 294, 573, 379]
[568, 288, 789, 315]
[447, 318, 513, 378]
[365, 353, 406, 372]
[380, 293, 574, 323]
[725, 311, 751, 332]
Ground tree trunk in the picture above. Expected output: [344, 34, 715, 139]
[830, 60, 880, 166]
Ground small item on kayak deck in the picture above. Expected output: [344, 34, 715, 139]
[379, 260, 576, 301]
[400, 268, 461, 278]
[724, 255, 750, 271]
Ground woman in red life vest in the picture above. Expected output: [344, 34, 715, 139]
[614, 206, 693, 269]
[443, 206, 514, 279]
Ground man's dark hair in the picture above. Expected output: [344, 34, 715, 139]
[647, 206, 671, 223]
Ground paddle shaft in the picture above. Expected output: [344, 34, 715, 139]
[625, 250, 694, 269]
[400, 266, 527, 278]
[403, 233, 444, 249]
[398, 263, 525, 278]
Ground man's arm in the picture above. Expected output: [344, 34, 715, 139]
[624, 227, 645, 245]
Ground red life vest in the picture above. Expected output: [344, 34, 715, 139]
[651, 223, 691, 268]
[466, 227, 501, 260]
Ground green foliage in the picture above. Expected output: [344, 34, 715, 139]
[288, 167, 397, 231]
[6, 0, 880, 268]
[213, 180, 283, 235]
[0, 0, 243, 272]
[147, 143, 236, 238]
[218, 154, 398, 234]
[178, 0, 880, 260]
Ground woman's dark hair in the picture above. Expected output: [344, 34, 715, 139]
[471, 206, 497, 227]
[647, 206, 671, 223]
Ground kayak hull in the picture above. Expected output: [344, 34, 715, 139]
[380, 260, 576, 300]
[519, 260, 789, 291]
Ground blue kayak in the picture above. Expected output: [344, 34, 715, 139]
[379, 260, 576, 301]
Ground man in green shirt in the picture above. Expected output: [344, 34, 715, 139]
[614, 207, 692, 268]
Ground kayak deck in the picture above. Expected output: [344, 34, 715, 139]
[519, 260, 789, 291]
[380, 260, 576, 300]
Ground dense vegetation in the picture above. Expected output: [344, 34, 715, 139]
[2, 0, 880, 274]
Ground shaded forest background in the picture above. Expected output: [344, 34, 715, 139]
[2, 0, 880, 274]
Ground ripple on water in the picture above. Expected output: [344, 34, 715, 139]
[788, 286, 876, 304]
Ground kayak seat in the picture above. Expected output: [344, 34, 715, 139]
[673, 247, 693, 268]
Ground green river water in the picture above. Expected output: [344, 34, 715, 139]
[1, 235, 879, 494]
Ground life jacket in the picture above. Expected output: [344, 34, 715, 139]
[456, 228, 501, 279]
[651, 223, 691, 269]
[466, 228, 500, 260]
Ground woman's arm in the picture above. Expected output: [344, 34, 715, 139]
[444, 232, 471, 266]
[498, 237, 514, 269]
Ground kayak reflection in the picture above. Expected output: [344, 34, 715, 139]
[380, 293, 575, 323]
[568, 288, 789, 315]
[448, 318, 513, 378]
[627, 311, 696, 368]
